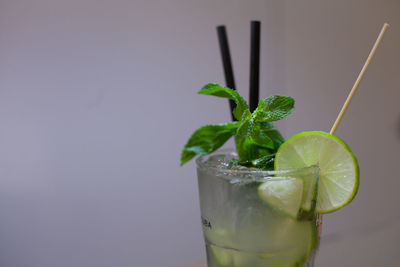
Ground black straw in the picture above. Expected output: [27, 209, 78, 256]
[249, 21, 261, 112]
[217, 25, 237, 121]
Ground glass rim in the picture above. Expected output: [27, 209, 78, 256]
[195, 149, 319, 179]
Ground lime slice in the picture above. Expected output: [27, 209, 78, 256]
[275, 131, 359, 214]
[258, 178, 304, 218]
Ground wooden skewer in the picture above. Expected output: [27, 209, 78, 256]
[330, 23, 390, 135]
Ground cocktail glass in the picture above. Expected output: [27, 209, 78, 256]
[196, 151, 321, 267]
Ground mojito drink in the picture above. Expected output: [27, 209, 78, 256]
[182, 84, 359, 267]
[197, 153, 320, 267]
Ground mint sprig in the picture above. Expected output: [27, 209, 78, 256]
[235, 95, 293, 162]
[180, 83, 294, 169]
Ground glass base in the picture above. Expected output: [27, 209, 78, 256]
[205, 243, 316, 267]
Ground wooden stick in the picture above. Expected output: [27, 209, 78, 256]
[330, 23, 390, 135]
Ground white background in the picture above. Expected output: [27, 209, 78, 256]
[0, 1, 399, 266]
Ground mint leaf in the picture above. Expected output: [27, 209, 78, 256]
[235, 118, 275, 160]
[235, 120, 285, 162]
[180, 122, 240, 165]
[253, 96, 294, 122]
[256, 122, 285, 150]
[236, 135, 266, 162]
[250, 122, 275, 149]
[198, 83, 251, 121]
[236, 117, 254, 137]
[235, 134, 275, 163]
[252, 154, 275, 170]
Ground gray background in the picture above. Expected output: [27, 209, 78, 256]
[0, 0, 399, 266]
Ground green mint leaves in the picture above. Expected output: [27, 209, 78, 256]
[235, 122, 284, 164]
[235, 95, 294, 163]
[198, 83, 251, 121]
[180, 83, 295, 168]
[253, 96, 295, 122]
[180, 122, 240, 165]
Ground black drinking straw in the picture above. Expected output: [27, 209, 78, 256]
[217, 25, 237, 121]
[249, 21, 261, 112]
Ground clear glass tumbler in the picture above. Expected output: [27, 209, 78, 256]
[196, 151, 321, 267]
